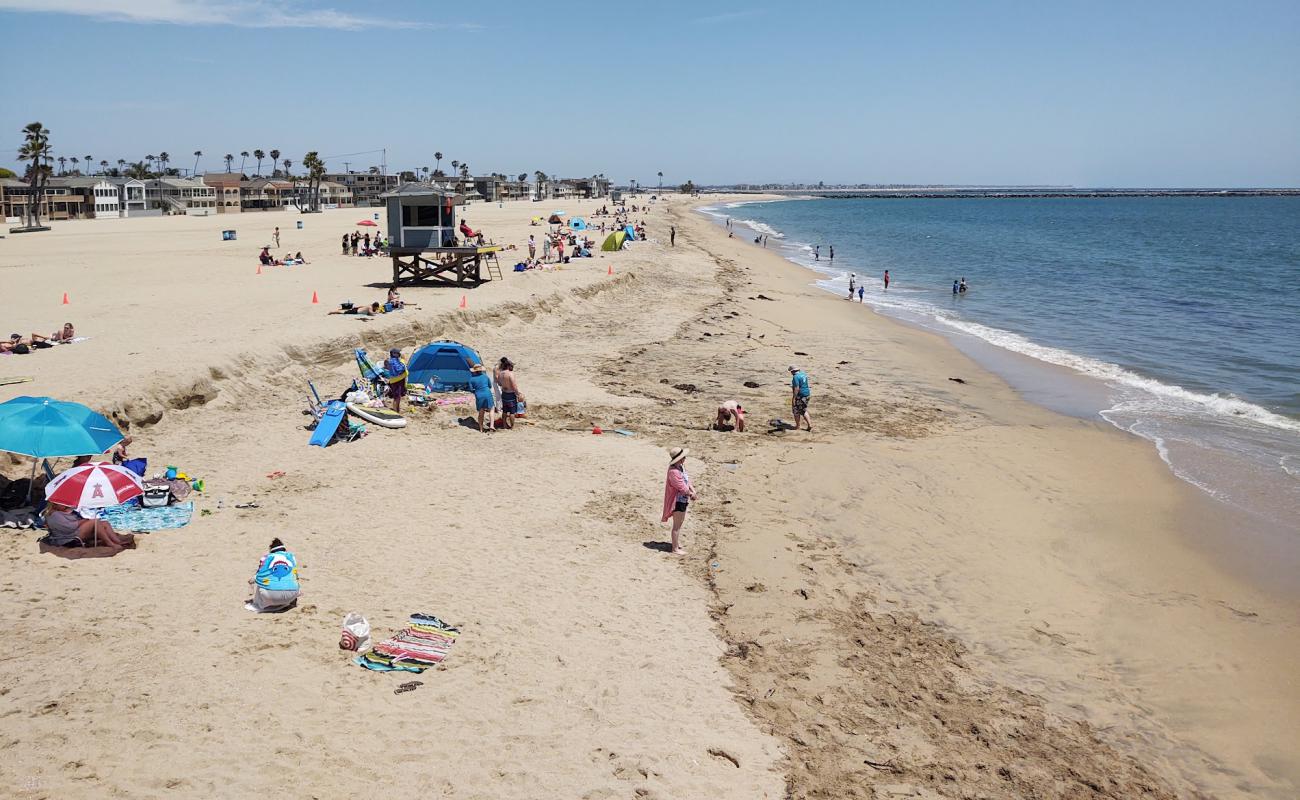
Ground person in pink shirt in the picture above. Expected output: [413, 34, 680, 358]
[661, 447, 696, 555]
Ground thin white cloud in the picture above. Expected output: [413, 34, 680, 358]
[693, 9, 766, 25]
[0, 0, 476, 30]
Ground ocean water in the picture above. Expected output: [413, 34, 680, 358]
[699, 196, 1300, 533]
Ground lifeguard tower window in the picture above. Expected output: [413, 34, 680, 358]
[403, 205, 441, 227]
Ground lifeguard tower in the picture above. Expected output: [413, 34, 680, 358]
[382, 183, 501, 287]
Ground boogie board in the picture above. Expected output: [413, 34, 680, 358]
[310, 400, 348, 446]
[347, 403, 407, 429]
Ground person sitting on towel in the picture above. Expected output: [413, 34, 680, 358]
[386, 287, 404, 309]
[247, 538, 300, 612]
[31, 322, 75, 346]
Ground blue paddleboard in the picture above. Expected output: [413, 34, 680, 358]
[309, 400, 347, 447]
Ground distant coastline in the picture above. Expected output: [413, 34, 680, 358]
[712, 187, 1300, 199]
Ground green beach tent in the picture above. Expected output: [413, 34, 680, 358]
[601, 231, 627, 251]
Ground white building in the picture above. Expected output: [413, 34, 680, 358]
[91, 179, 120, 217]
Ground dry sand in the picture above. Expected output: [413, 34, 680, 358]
[0, 196, 1296, 799]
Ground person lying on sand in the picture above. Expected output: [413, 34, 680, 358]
[41, 502, 135, 550]
[328, 302, 383, 316]
[715, 400, 745, 432]
[2, 334, 32, 354]
[31, 322, 75, 346]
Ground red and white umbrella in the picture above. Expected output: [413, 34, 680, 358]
[44, 463, 143, 508]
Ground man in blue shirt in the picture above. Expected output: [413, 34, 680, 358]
[788, 365, 811, 432]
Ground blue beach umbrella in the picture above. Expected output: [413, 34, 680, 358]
[0, 396, 124, 458]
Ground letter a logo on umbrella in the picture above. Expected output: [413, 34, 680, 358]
[91, 482, 105, 500]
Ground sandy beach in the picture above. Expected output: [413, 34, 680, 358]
[1, 196, 1297, 799]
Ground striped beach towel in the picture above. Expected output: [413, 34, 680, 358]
[356, 613, 459, 673]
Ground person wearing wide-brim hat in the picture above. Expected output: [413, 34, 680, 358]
[661, 447, 697, 555]
[468, 362, 495, 433]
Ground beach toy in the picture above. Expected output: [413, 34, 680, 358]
[296, 221, 303, 230]
[165, 466, 177, 480]
[592, 426, 602, 435]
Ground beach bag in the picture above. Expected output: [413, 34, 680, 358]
[340, 612, 371, 652]
[141, 479, 171, 508]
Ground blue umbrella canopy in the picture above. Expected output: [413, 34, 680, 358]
[0, 396, 124, 458]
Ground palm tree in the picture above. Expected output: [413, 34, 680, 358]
[158, 152, 170, 175]
[450, 160, 460, 178]
[99, 159, 108, 175]
[145, 155, 155, 174]
[57, 156, 67, 175]
[269, 149, 280, 176]
[224, 153, 234, 172]
[282, 158, 292, 177]
[192, 150, 203, 175]
[253, 149, 265, 176]
[434, 151, 443, 174]
[239, 150, 249, 173]
[301, 151, 326, 212]
[517, 173, 527, 183]
[116, 158, 126, 174]
[70, 157, 80, 174]
[421, 166, 430, 181]
[126, 161, 150, 180]
[18, 121, 51, 227]
[658, 171, 663, 193]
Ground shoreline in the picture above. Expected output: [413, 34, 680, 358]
[670, 196, 1299, 798]
[699, 196, 1300, 595]
[1, 197, 1296, 797]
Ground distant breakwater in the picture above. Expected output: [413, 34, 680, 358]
[725, 188, 1300, 200]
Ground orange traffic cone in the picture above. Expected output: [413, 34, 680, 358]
[62, 292, 69, 305]
[459, 295, 467, 309]
[311, 291, 319, 304]
[607, 265, 613, 275]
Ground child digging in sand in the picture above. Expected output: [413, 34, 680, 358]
[247, 538, 300, 612]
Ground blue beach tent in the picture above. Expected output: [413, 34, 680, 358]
[623, 225, 637, 241]
[407, 341, 483, 391]
[569, 217, 587, 230]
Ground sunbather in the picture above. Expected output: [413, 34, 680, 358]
[31, 322, 75, 346]
[2, 334, 32, 354]
[247, 537, 300, 612]
[328, 302, 383, 316]
[42, 502, 135, 550]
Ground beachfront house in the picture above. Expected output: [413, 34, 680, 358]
[472, 176, 533, 203]
[118, 179, 150, 216]
[325, 171, 399, 207]
[239, 178, 296, 211]
[90, 179, 120, 218]
[382, 183, 463, 249]
[201, 173, 244, 213]
[317, 181, 355, 209]
[146, 177, 217, 214]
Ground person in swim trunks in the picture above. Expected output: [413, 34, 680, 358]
[494, 357, 522, 430]
[383, 348, 408, 413]
[789, 365, 812, 432]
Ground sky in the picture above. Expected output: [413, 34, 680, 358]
[1, 0, 1298, 187]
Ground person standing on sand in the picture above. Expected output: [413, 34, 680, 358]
[341, 233, 349, 255]
[884, 270, 890, 290]
[670, 226, 676, 247]
[528, 234, 536, 260]
[661, 447, 696, 556]
[468, 363, 495, 433]
[542, 234, 552, 263]
[847, 273, 856, 299]
[858, 285, 865, 302]
[383, 348, 408, 413]
[789, 365, 812, 432]
[494, 357, 522, 429]
[273, 227, 280, 248]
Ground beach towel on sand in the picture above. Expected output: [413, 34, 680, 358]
[99, 501, 194, 532]
[356, 613, 459, 673]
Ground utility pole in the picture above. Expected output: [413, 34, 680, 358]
[342, 161, 351, 173]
